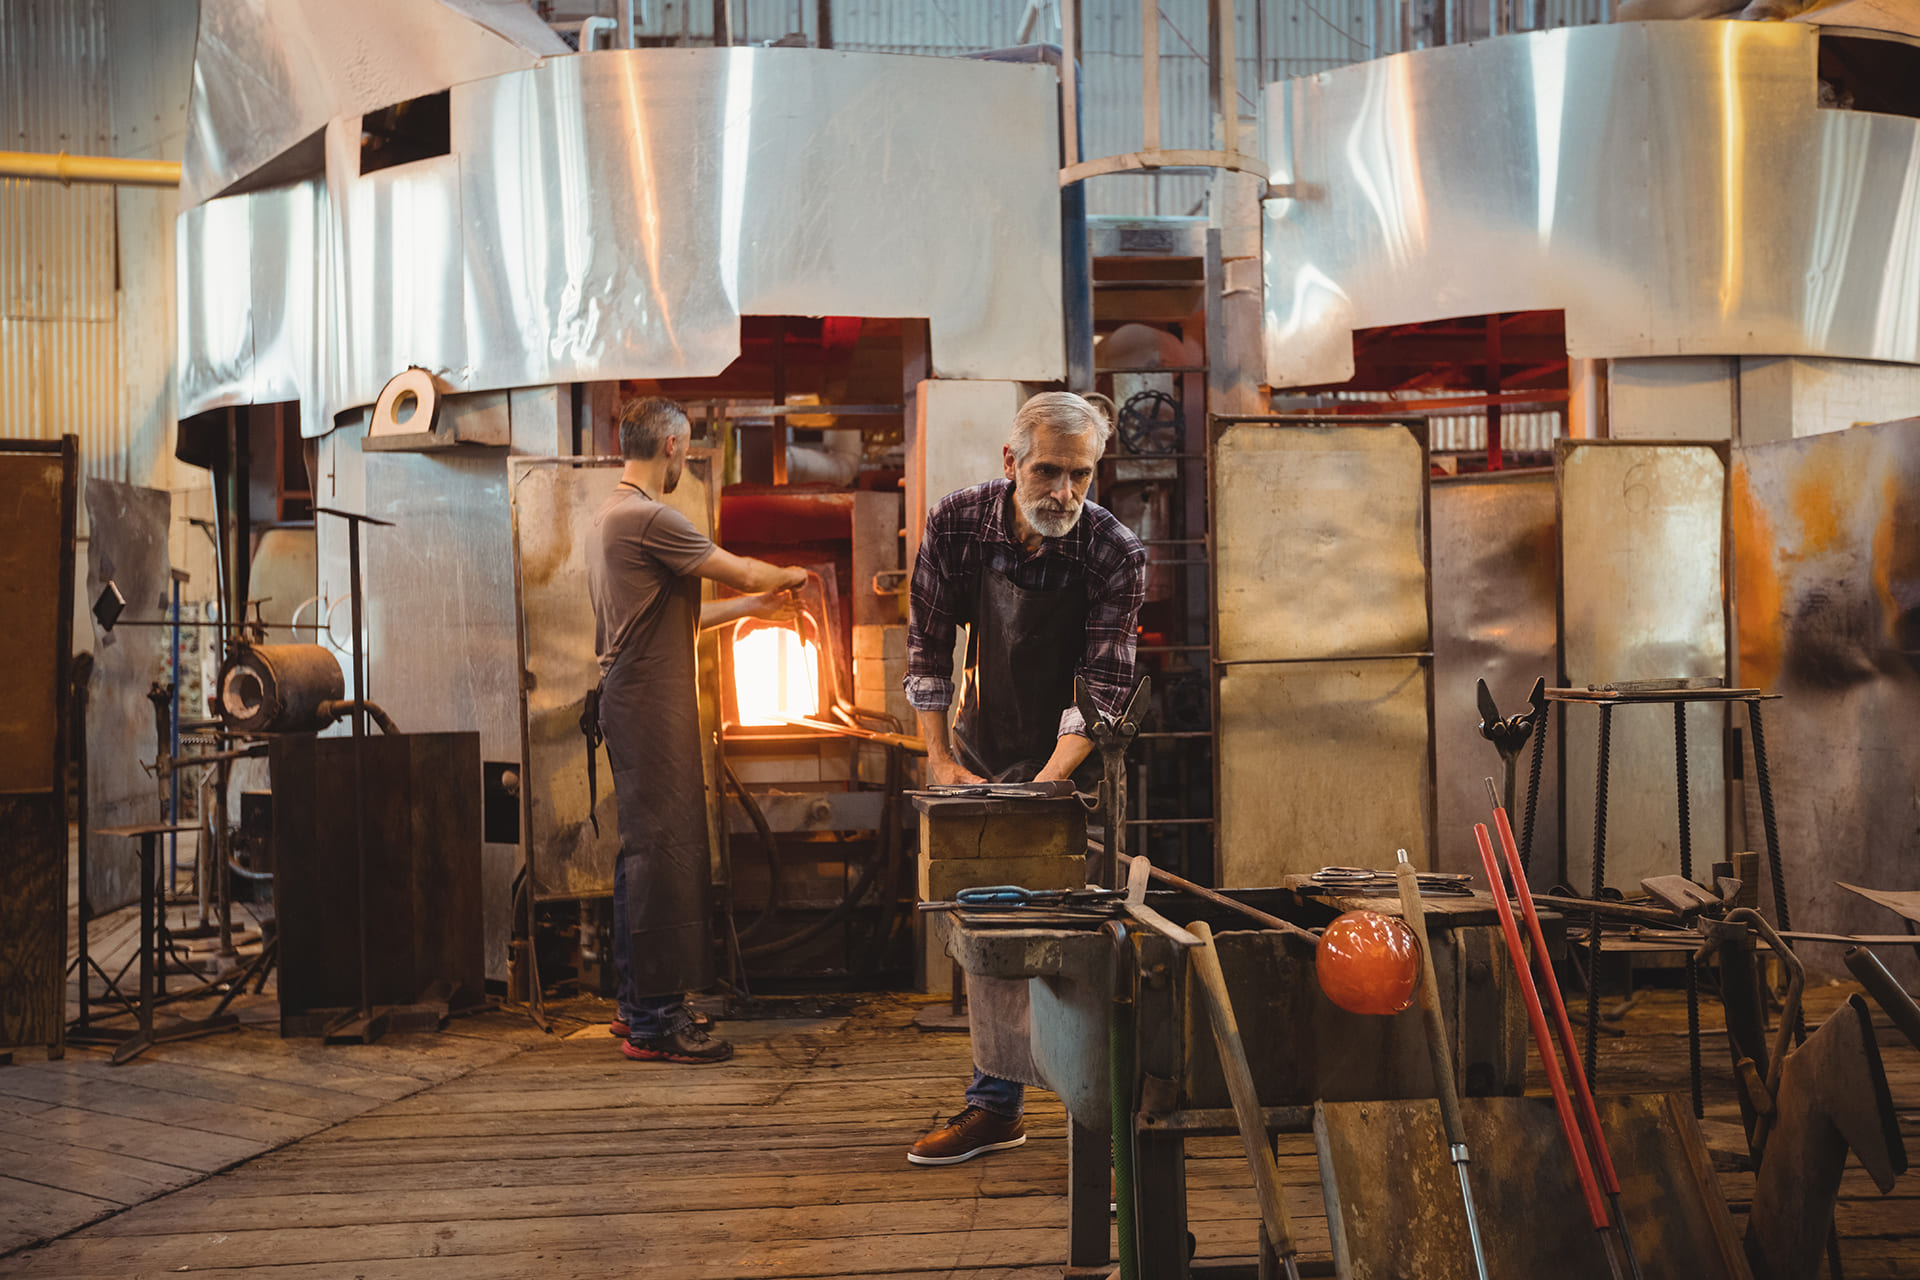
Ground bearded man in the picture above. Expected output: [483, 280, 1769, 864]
[901, 391, 1147, 1164]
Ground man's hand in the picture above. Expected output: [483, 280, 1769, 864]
[778, 565, 808, 592]
[742, 588, 799, 623]
[927, 754, 987, 787]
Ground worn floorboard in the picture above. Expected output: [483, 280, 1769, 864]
[3, 962, 1917, 1277]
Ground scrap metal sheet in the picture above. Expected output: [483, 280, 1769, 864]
[1214, 421, 1432, 882]
[1214, 423, 1428, 662]
[509, 457, 717, 899]
[1217, 659, 1431, 886]
[1734, 418, 1920, 982]
[1431, 471, 1560, 881]
[82, 480, 173, 917]
[1559, 443, 1728, 893]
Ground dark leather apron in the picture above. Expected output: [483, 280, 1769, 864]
[950, 565, 1090, 783]
[598, 562, 714, 999]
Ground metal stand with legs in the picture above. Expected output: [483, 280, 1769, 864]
[69, 823, 239, 1065]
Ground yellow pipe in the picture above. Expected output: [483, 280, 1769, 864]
[0, 149, 180, 188]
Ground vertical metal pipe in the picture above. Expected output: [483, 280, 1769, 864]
[1060, 0, 1081, 167]
[617, 0, 635, 48]
[1142, 0, 1160, 153]
[348, 517, 371, 1023]
[1210, 0, 1240, 155]
[713, 0, 732, 46]
[169, 577, 181, 889]
[816, 0, 831, 48]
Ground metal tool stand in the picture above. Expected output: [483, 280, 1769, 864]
[69, 823, 238, 1065]
[1077, 676, 1150, 890]
[312, 506, 393, 1044]
[1548, 685, 1788, 1118]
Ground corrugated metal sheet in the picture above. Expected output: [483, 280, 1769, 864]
[0, 0, 118, 477]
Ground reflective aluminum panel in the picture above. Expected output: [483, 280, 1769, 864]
[1734, 418, 1920, 982]
[1265, 22, 1920, 387]
[1431, 471, 1560, 883]
[1558, 442, 1729, 893]
[179, 49, 1065, 437]
[182, 0, 561, 207]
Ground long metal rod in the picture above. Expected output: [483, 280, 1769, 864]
[1488, 782, 1644, 1280]
[1395, 849, 1491, 1280]
[0, 148, 180, 187]
[348, 517, 371, 1027]
[1115, 850, 1316, 942]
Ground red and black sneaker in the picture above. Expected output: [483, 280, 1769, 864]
[610, 1008, 712, 1040]
[620, 1022, 733, 1064]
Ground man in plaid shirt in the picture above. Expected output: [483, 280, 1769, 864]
[903, 391, 1147, 1166]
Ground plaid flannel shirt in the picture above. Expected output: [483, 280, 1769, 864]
[905, 479, 1147, 739]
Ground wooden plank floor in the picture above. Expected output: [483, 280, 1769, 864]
[3, 980, 1917, 1279]
[0, 839, 543, 1258]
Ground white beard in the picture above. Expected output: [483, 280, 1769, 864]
[1021, 495, 1083, 540]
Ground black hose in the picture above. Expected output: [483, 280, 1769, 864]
[723, 758, 783, 943]
[740, 832, 886, 963]
[319, 698, 399, 736]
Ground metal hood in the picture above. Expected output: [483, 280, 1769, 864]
[182, 0, 567, 208]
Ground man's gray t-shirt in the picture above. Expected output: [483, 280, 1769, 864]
[586, 484, 715, 677]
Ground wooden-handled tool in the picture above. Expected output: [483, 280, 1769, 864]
[1394, 849, 1492, 1280]
[1188, 919, 1302, 1280]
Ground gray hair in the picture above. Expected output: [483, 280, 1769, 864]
[617, 395, 690, 460]
[1009, 391, 1112, 464]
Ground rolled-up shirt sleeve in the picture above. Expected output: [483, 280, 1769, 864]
[904, 503, 966, 713]
[1057, 530, 1148, 738]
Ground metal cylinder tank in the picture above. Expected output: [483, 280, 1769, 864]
[217, 644, 344, 733]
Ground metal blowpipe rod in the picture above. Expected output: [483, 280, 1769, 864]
[1394, 849, 1491, 1280]
[1486, 779, 1645, 1280]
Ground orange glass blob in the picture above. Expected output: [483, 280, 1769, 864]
[1315, 910, 1420, 1016]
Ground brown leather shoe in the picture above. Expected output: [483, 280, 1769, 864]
[907, 1105, 1027, 1165]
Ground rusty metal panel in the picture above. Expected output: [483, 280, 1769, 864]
[1217, 659, 1431, 884]
[1317, 1093, 1751, 1280]
[1733, 418, 1920, 983]
[82, 479, 173, 916]
[1558, 442, 1728, 893]
[0, 450, 72, 794]
[508, 455, 718, 899]
[1214, 422, 1428, 662]
[1431, 471, 1560, 880]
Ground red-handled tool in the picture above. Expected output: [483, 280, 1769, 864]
[1487, 779, 1645, 1280]
[1474, 822, 1628, 1279]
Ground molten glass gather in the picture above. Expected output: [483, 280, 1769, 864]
[733, 624, 821, 725]
[1315, 910, 1420, 1016]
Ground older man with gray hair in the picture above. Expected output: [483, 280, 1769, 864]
[902, 390, 1147, 1164]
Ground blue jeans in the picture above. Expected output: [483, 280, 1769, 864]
[613, 852, 680, 1039]
[966, 1069, 1024, 1119]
